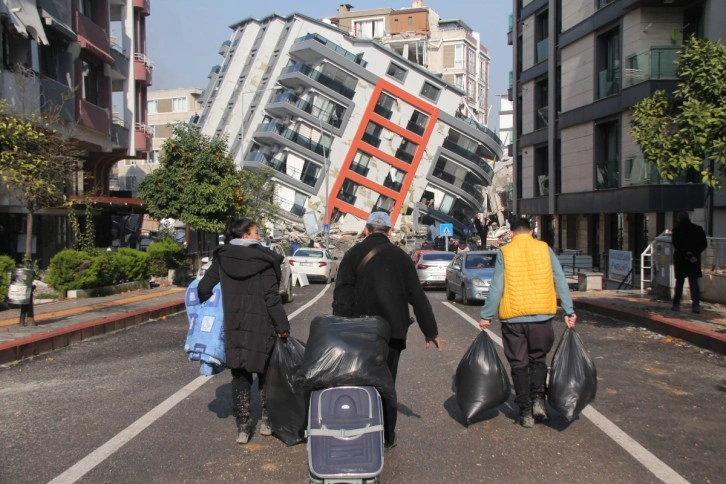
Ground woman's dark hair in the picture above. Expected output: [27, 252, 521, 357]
[225, 217, 256, 243]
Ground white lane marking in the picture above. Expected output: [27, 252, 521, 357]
[442, 302, 689, 484]
[48, 285, 330, 484]
[47, 376, 209, 484]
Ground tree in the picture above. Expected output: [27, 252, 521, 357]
[138, 123, 278, 234]
[631, 37, 726, 188]
[0, 102, 83, 264]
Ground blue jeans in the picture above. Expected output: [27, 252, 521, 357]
[673, 275, 700, 308]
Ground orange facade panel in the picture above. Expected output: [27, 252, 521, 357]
[328, 79, 439, 226]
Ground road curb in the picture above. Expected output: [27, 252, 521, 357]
[574, 298, 726, 354]
[0, 300, 186, 365]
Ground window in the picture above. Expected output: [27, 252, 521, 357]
[467, 48, 476, 73]
[454, 44, 464, 69]
[454, 74, 464, 90]
[467, 77, 475, 100]
[534, 146, 548, 196]
[172, 97, 187, 112]
[362, 122, 382, 148]
[596, 28, 620, 99]
[535, 77, 548, 129]
[386, 62, 407, 82]
[395, 139, 417, 164]
[535, 10, 549, 63]
[595, 119, 619, 189]
[82, 61, 102, 105]
[372, 195, 394, 213]
[353, 18, 385, 39]
[147, 100, 158, 114]
[407, 111, 428, 136]
[350, 151, 371, 176]
[420, 82, 441, 102]
[374, 92, 396, 119]
[338, 179, 359, 205]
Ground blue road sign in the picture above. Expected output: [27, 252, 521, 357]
[439, 223, 453, 237]
[323, 224, 329, 233]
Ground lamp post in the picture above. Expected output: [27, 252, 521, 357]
[318, 114, 330, 250]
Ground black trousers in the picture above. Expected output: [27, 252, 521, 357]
[502, 320, 554, 410]
[673, 274, 700, 308]
[382, 342, 403, 443]
[230, 368, 267, 427]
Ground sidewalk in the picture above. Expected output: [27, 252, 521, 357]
[0, 286, 724, 365]
[0, 286, 186, 365]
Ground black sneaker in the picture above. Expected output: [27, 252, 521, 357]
[384, 434, 398, 450]
[671, 305, 680, 311]
[692, 306, 700, 314]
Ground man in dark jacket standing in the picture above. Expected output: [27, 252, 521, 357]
[198, 218, 290, 444]
[332, 211, 442, 450]
[672, 211, 708, 313]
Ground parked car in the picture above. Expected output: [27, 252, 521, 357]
[415, 250, 456, 289]
[288, 248, 338, 284]
[196, 241, 294, 303]
[445, 250, 498, 305]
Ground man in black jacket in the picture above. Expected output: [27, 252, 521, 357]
[672, 211, 708, 313]
[333, 211, 442, 450]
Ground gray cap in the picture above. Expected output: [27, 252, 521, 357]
[367, 211, 391, 228]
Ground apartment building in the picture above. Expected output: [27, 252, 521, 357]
[114, 87, 202, 195]
[197, 13, 502, 237]
[335, 1, 490, 126]
[510, 0, 725, 265]
[0, 0, 151, 264]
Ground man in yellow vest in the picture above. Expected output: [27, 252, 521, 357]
[479, 218, 577, 427]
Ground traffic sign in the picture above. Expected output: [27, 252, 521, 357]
[323, 224, 329, 233]
[439, 223, 453, 237]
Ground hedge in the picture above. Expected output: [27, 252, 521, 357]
[47, 248, 152, 293]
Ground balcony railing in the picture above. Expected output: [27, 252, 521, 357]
[75, 12, 110, 57]
[337, 192, 358, 205]
[219, 40, 231, 55]
[625, 157, 662, 185]
[458, 116, 503, 146]
[78, 99, 110, 133]
[394, 148, 414, 164]
[536, 38, 549, 63]
[383, 179, 403, 192]
[442, 139, 495, 177]
[406, 120, 425, 136]
[134, 123, 152, 152]
[597, 66, 620, 99]
[373, 104, 393, 119]
[623, 47, 679, 88]
[259, 122, 328, 157]
[134, 53, 153, 85]
[281, 63, 356, 99]
[40, 76, 75, 122]
[350, 162, 370, 177]
[295, 33, 368, 67]
[362, 132, 381, 148]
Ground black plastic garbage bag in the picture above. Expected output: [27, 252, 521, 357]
[548, 328, 597, 422]
[267, 337, 307, 446]
[296, 315, 396, 406]
[455, 331, 511, 424]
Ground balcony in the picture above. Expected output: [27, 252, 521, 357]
[132, 0, 150, 16]
[349, 162, 370, 177]
[111, 117, 130, 150]
[257, 122, 328, 157]
[110, 48, 129, 80]
[40, 76, 74, 122]
[78, 99, 110, 134]
[406, 120, 425, 136]
[134, 53, 153, 85]
[337, 192, 357, 205]
[458, 116, 503, 146]
[292, 33, 367, 68]
[373, 103, 393, 119]
[361, 132, 381, 148]
[208, 65, 220, 79]
[219, 40, 231, 56]
[383, 178, 403, 192]
[623, 47, 679, 88]
[279, 63, 356, 99]
[135, 123, 152, 152]
[442, 139, 495, 179]
[394, 148, 414, 164]
[75, 12, 113, 64]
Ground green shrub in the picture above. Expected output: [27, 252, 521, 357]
[0, 254, 16, 301]
[111, 248, 151, 283]
[146, 238, 185, 277]
[47, 249, 98, 293]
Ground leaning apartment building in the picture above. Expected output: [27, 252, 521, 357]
[510, 0, 725, 267]
[196, 11, 503, 238]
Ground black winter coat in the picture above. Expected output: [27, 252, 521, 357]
[197, 243, 290, 373]
[332, 232, 438, 348]
[672, 220, 708, 279]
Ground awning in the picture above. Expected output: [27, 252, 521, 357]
[1, 0, 49, 45]
[39, 8, 76, 41]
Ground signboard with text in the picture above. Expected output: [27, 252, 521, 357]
[608, 249, 633, 283]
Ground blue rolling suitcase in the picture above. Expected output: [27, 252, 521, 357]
[307, 386, 384, 484]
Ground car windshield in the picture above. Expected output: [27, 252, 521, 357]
[422, 252, 455, 262]
[465, 254, 496, 269]
[294, 249, 324, 258]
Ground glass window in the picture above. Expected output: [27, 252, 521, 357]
[386, 62, 407, 82]
[172, 97, 187, 112]
[420, 82, 441, 102]
[147, 100, 158, 114]
[353, 18, 385, 39]
[595, 119, 619, 189]
[454, 44, 464, 68]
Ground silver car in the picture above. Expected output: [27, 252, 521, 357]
[415, 250, 456, 289]
[196, 241, 294, 303]
[445, 250, 498, 304]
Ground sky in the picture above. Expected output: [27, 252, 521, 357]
[147, 0, 513, 131]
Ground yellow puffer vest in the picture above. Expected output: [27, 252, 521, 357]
[499, 234, 557, 320]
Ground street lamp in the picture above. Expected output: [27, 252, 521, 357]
[318, 114, 330, 250]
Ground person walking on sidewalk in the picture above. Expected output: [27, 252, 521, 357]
[332, 211, 442, 450]
[672, 211, 708, 313]
[478, 217, 576, 428]
[197, 218, 290, 444]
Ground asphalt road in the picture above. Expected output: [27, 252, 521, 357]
[1, 283, 724, 483]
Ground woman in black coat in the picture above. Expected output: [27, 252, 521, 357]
[198, 218, 290, 444]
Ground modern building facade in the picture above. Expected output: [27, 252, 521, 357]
[334, 1, 490, 126]
[510, 0, 726, 265]
[0, 0, 152, 264]
[114, 87, 202, 195]
[197, 12, 502, 237]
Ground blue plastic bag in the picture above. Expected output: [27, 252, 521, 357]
[184, 279, 225, 375]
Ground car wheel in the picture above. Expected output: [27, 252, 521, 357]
[446, 282, 455, 301]
[461, 284, 470, 305]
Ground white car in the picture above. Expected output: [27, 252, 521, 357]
[288, 248, 339, 284]
[197, 241, 294, 303]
